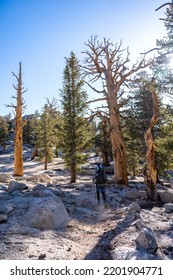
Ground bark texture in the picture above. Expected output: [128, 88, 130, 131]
[144, 83, 158, 200]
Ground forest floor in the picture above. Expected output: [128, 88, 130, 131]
[0, 145, 173, 260]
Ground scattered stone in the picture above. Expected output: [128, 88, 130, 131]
[0, 174, 14, 184]
[33, 184, 46, 191]
[38, 253, 46, 260]
[158, 190, 173, 203]
[8, 181, 28, 192]
[133, 219, 145, 230]
[0, 214, 8, 222]
[0, 203, 16, 214]
[129, 202, 141, 213]
[32, 190, 46, 197]
[111, 246, 161, 260]
[121, 190, 146, 200]
[26, 174, 52, 183]
[0, 184, 7, 191]
[164, 203, 173, 213]
[136, 228, 158, 254]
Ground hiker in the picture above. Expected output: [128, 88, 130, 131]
[93, 163, 107, 206]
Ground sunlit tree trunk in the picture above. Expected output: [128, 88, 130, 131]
[6, 62, 30, 176]
[144, 82, 158, 200]
[107, 85, 128, 185]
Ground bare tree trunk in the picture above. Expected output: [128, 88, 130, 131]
[6, 62, 30, 176]
[13, 63, 24, 176]
[107, 83, 128, 185]
[144, 83, 158, 200]
[14, 125, 23, 176]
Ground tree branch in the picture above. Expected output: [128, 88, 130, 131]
[155, 2, 173, 11]
[21, 114, 33, 128]
[86, 97, 107, 104]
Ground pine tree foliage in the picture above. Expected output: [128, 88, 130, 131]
[23, 115, 36, 145]
[155, 105, 173, 174]
[37, 100, 58, 170]
[154, 6, 173, 97]
[60, 52, 90, 182]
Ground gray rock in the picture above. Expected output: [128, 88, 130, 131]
[121, 190, 146, 200]
[26, 173, 52, 183]
[164, 203, 173, 213]
[158, 190, 173, 203]
[0, 214, 8, 222]
[0, 184, 7, 191]
[0, 203, 16, 214]
[129, 202, 141, 213]
[22, 195, 69, 230]
[33, 184, 46, 191]
[32, 190, 47, 197]
[133, 219, 145, 230]
[33, 183, 61, 196]
[111, 246, 161, 260]
[136, 228, 158, 254]
[0, 173, 14, 183]
[8, 181, 28, 192]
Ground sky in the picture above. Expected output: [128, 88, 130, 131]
[0, 0, 168, 116]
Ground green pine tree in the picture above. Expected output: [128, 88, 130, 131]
[60, 52, 90, 183]
[0, 115, 9, 150]
[37, 101, 57, 170]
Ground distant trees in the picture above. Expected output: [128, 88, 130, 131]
[60, 52, 90, 183]
[82, 36, 150, 186]
[0, 115, 9, 150]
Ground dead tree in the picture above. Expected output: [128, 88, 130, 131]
[144, 81, 158, 200]
[82, 36, 150, 186]
[7, 62, 30, 176]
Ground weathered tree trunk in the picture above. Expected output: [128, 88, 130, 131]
[144, 84, 158, 200]
[7, 62, 30, 176]
[13, 63, 24, 176]
[109, 112, 128, 185]
[106, 77, 128, 185]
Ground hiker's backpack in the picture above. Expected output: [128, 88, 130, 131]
[95, 167, 106, 184]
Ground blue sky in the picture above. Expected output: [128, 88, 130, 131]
[0, 0, 167, 116]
